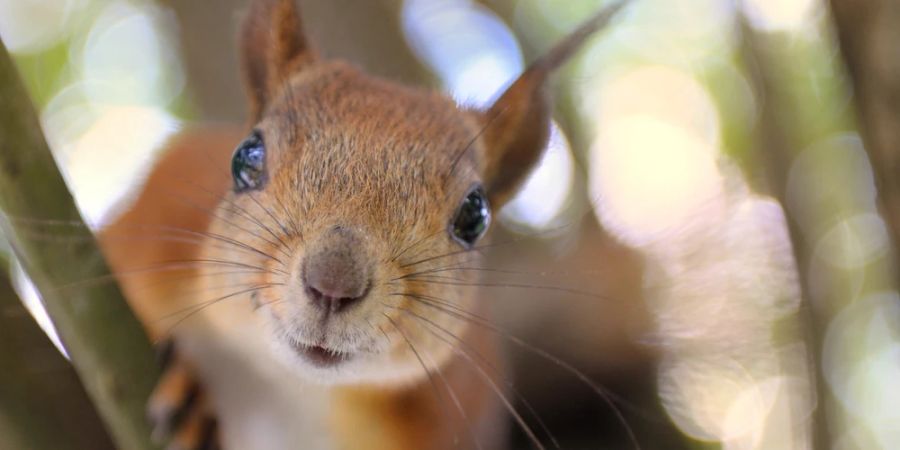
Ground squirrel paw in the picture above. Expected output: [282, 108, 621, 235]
[148, 339, 221, 450]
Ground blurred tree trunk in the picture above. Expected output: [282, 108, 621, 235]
[163, 0, 435, 122]
[0, 39, 160, 450]
[739, 17, 831, 450]
[829, 0, 900, 271]
[0, 259, 115, 450]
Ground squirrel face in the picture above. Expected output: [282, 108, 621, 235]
[209, 61, 491, 383]
[198, 0, 614, 384]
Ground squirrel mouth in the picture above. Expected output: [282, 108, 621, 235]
[293, 342, 351, 367]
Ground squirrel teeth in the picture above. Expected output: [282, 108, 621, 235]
[293, 342, 351, 367]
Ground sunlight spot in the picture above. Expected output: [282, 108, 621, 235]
[659, 356, 759, 442]
[41, 82, 104, 154]
[742, 0, 818, 32]
[501, 122, 574, 230]
[13, 264, 67, 357]
[590, 116, 723, 247]
[572, 0, 734, 73]
[0, 0, 87, 53]
[54, 105, 179, 226]
[660, 355, 809, 448]
[402, 0, 522, 107]
[589, 65, 721, 147]
[448, 54, 519, 108]
[724, 373, 813, 450]
[721, 376, 781, 447]
[851, 343, 900, 449]
[814, 213, 890, 270]
[823, 290, 900, 442]
[30, 0, 184, 226]
[79, 1, 184, 107]
[587, 66, 725, 247]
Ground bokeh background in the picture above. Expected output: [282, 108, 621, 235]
[1, 0, 898, 448]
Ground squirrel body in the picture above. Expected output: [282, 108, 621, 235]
[95, 0, 624, 448]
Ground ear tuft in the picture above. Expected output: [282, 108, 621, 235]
[479, 72, 552, 207]
[241, 0, 315, 121]
[477, 0, 629, 207]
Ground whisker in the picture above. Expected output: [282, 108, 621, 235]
[113, 267, 283, 298]
[10, 218, 285, 267]
[382, 314, 471, 449]
[156, 186, 292, 259]
[394, 274, 470, 283]
[191, 229, 285, 267]
[388, 229, 445, 264]
[133, 225, 285, 267]
[392, 292, 641, 450]
[169, 177, 295, 252]
[246, 190, 293, 244]
[388, 305, 547, 450]
[398, 247, 473, 270]
[368, 318, 389, 344]
[393, 278, 612, 301]
[272, 193, 304, 243]
[398, 221, 578, 269]
[54, 259, 281, 292]
[156, 284, 280, 336]
[392, 265, 606, 282]
[386, 295, 559, 449]
[254, 296, 285, 312]
[444, 105, 508, 188]
[177, 258, 287, 276]
[176, 280, 286, 300]
[17, 228, 202, 246]
[3, 216, 100, 228]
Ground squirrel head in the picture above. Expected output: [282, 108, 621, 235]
[202, 0, 624, 384]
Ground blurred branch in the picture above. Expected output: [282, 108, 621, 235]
[0, 257, 115, 450]
[738, 17, 830, 450]
[0, 39, 160, 449]
[829, 0, 900, 273]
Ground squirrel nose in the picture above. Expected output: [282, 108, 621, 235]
[302, 227, 371, 313]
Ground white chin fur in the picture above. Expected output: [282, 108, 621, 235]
[267, 334, 437, 387]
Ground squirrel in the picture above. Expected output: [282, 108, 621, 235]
[96, 0, 626, 448]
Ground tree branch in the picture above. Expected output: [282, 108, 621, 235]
[738, 16, 831, 450]
[0, 257, 115, 450]
[829, 0, 900, 273]
[0, 38, 160, 449]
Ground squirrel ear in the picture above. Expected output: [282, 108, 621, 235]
[477, 1, 627, 207]
[241, 0, 315, 120]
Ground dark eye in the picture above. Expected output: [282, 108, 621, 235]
[232, 131, 267, 192]
[450, 186, 491, 247]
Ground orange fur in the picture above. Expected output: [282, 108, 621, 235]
[99, 125, 243, 332]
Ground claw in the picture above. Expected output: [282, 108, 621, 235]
[147, 340, 220, 449]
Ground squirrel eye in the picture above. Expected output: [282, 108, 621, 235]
[450, 186, 491, 247]
[232, 131, 267, 193]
